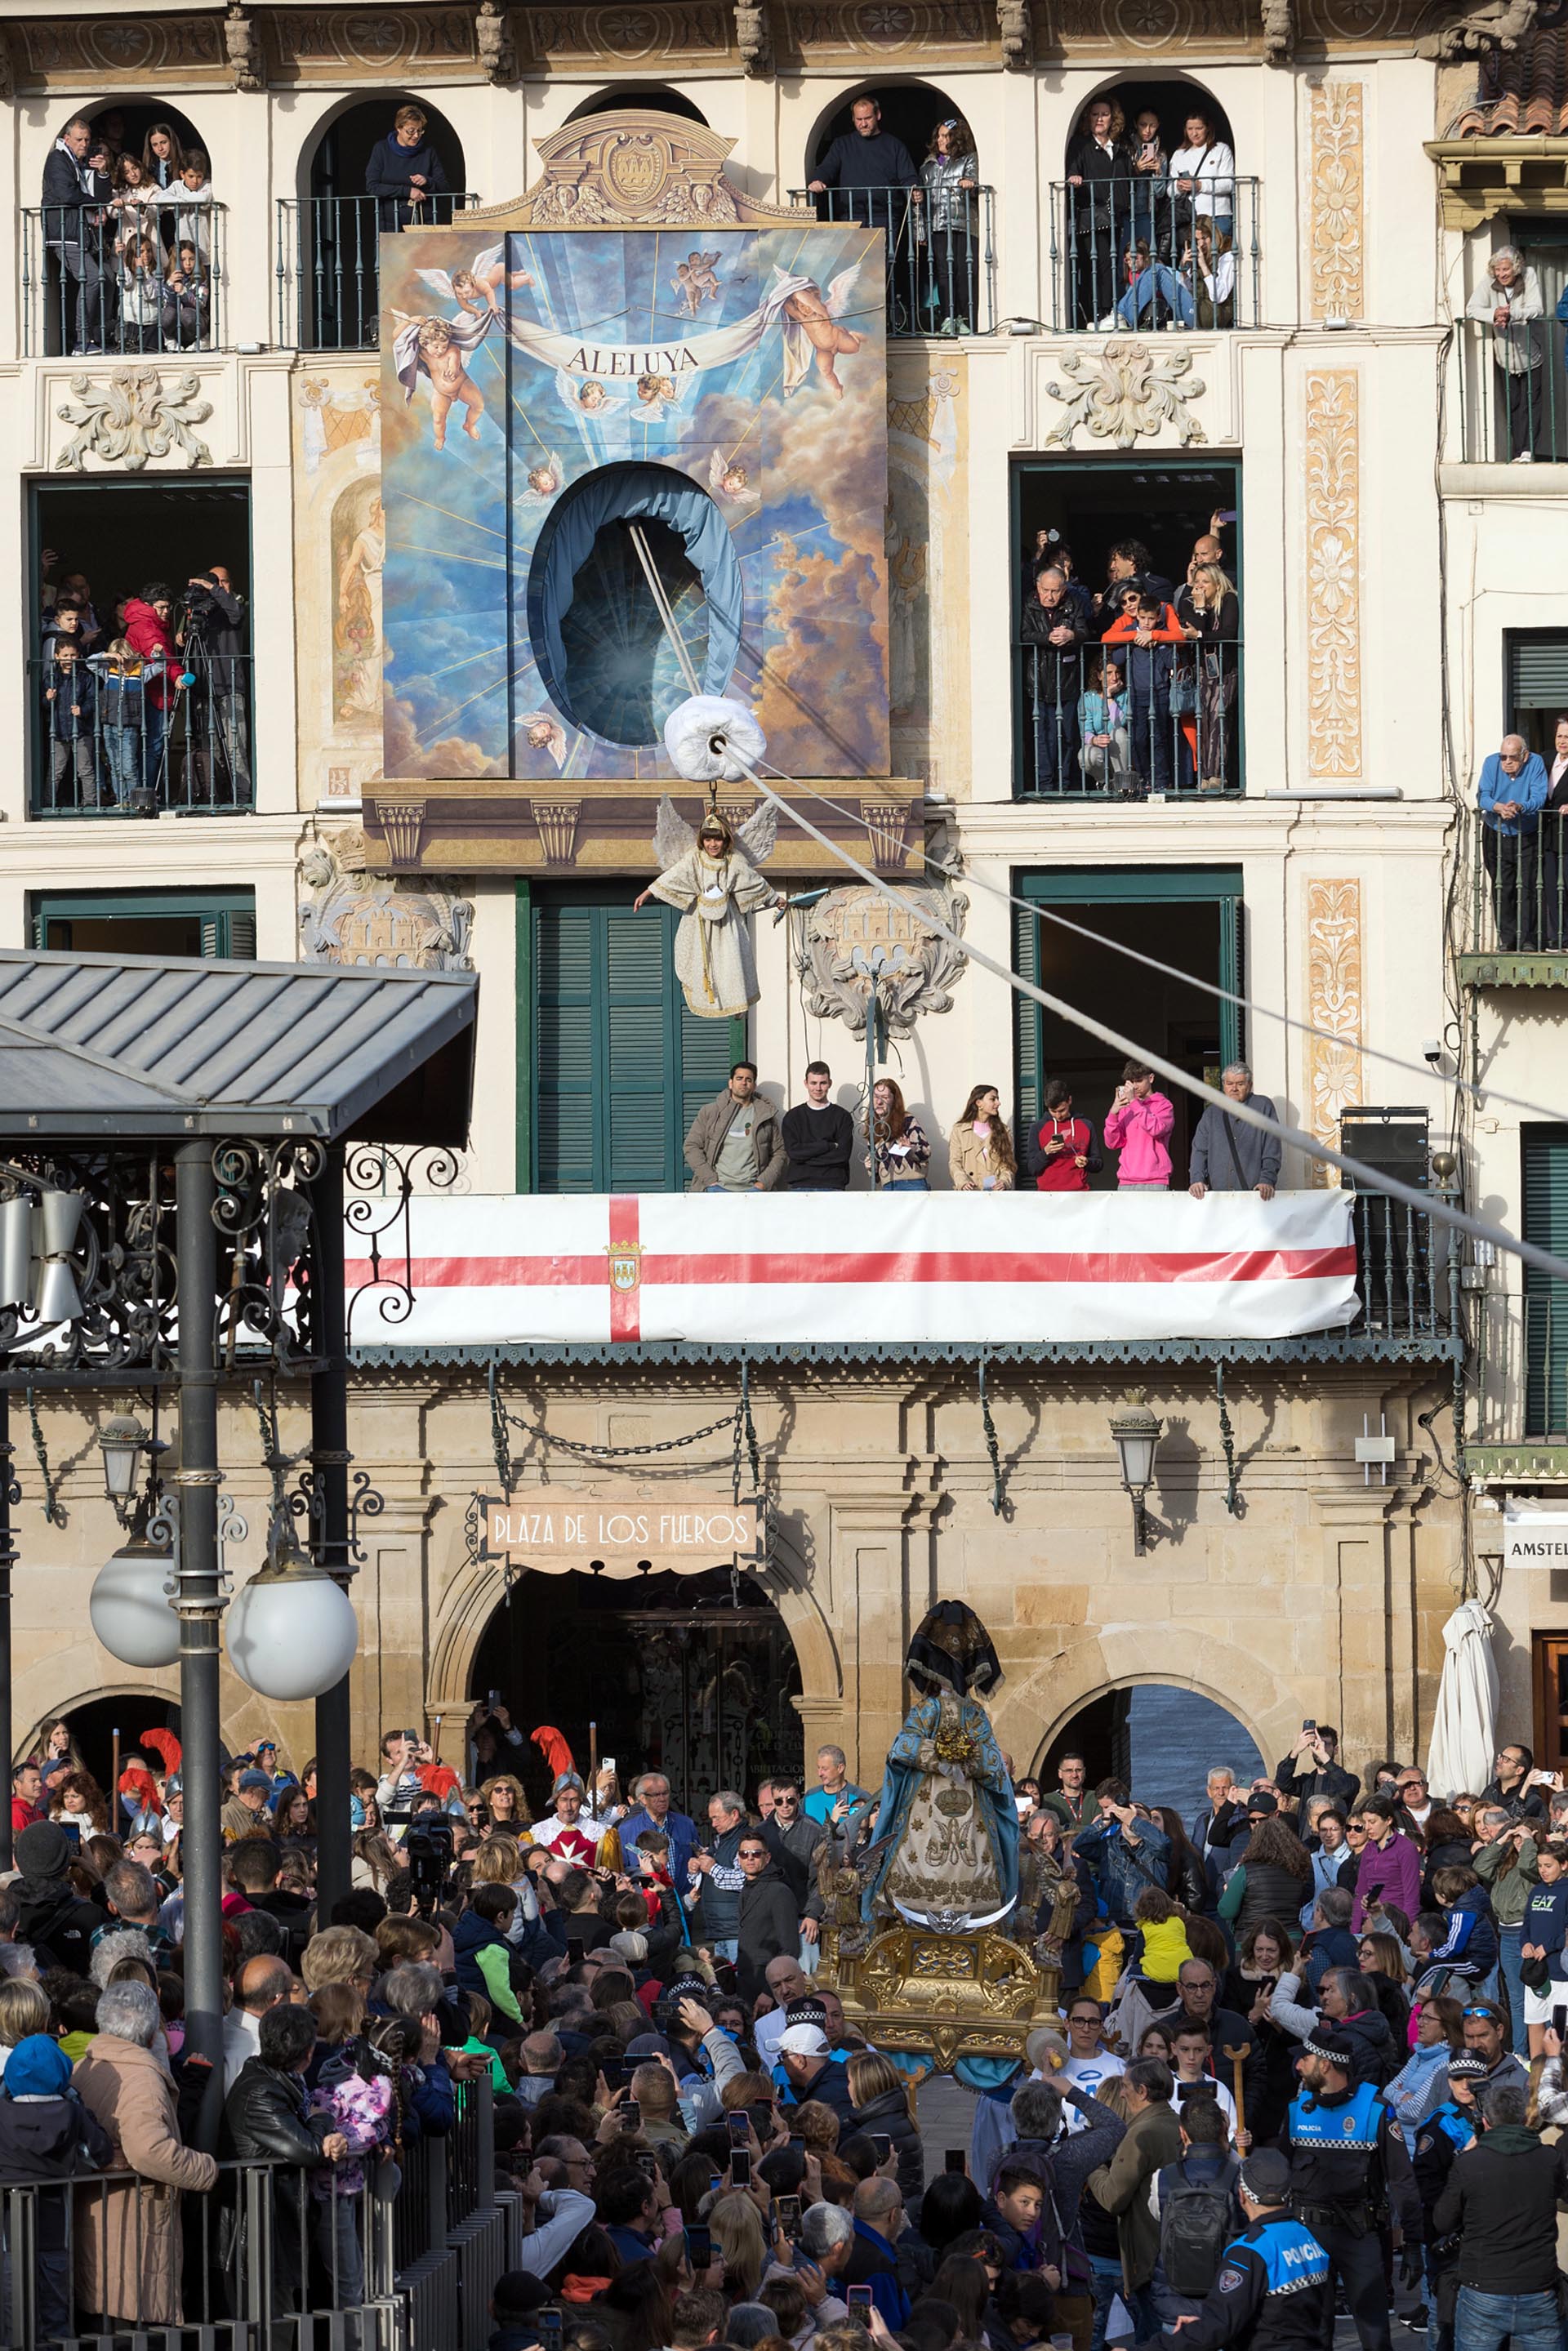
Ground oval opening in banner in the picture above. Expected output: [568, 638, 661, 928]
[527, 460, 744, 746]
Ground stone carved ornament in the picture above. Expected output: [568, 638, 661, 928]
[55, 369, 212, 472]
[736, 0, 773, 70]
[225, 3, 266, 87]
[1416, 0, 1538, 54]
[476, 0, 519, 80]
[791, 881, 969, 1040]
[1044, 339, 1206, 450]
[299, 830, 474, 970]
[997, 0, 1033, 64]
[462, 111, 796, 230]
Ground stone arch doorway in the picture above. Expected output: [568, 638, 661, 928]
[1038, 1685, 1264, 1823]
[26, 1692, 182, 1803]
[469, 1566, 804, 1816]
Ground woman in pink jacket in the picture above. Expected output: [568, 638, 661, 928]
[1349, 1793, 1423, 1931]
[1102, 1059, 1175, 1189]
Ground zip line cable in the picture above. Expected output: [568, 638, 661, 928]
[624, 525, 1568, 1289]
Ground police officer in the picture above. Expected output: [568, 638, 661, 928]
[1157, 2148, 1330, 2351]
[1410, 2051, 1482, 2351]
[1281, 2028, 1422, 2351]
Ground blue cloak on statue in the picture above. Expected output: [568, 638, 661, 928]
[858, 1602, 1020, 1928]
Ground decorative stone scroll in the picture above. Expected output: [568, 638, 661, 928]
[1303, 879, 1365, 1188]
[55, 370, 212, 472]
[1044, 341, 1206, 450]
[1309, 82, 1364, 321]
[1303, 370, 1362, 779]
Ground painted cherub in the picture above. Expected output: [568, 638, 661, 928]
[708, 450, 758, 506]
[635, 372, 682, 415]
[672, 249, 722, 315]
[391, 243, 535, 449]
[414, 241, 534, 324]
[525, 454, 564, 500]
[553, 368, 624, 425]
[519, 711, 568, 770]
[775, 262, 865, 400]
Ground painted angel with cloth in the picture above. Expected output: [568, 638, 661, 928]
[858, 1601, 1020, 1930]
[390, 241, 535, 449]
[634, 799, 784, 1017]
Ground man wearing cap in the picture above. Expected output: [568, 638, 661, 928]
[1156, 2149, 1330, 2351]
[1281, 2027, 1422, 2351]
[1410, 2055, 1481, 2340]
[11, 1821, 105, 1975]
[777, 2019, 857, 2122]
[531, 1774, 612, 1869]
[220, 1767, 274, 1845]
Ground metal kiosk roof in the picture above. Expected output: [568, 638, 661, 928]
[0, 948, 478, 1143]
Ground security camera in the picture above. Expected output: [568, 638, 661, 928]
[1423, 1040, 1443, 1067]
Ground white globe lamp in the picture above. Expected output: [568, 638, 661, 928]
[225, 1534, 359, 1702]
[89, 1534, 180, 1668]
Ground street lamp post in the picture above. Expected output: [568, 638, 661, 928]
[1108, 1392, 1164, 1556]
[174, 1139, 225, 2127]
[0, 1395, 18, 1873]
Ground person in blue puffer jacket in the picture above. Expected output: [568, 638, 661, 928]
[1517, 1838, 1568, 2055]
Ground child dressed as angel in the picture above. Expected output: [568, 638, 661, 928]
[633, 803, 785, 1018]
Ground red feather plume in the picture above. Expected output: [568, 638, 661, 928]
[140, 1729, 182, 1777]
[531, 1725, 575, 1781]
[118, 1764, 162, 1815]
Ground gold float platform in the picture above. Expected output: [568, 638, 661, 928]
[821, 1922, 1064, 2073]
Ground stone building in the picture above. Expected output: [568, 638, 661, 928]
[0, 0, 1552, 1804]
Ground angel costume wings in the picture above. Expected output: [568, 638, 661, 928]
[647, 799, 780, 1018]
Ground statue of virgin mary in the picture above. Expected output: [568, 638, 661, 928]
[860, 1601, 1020, 1931]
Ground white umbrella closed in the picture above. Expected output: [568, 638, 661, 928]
[1426, 1597, 1499, 1801]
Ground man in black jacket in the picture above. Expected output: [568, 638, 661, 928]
[761, 1776, 826, 1906]
[782, 1066, 853, 1191]
[222, 2004, 349, 2313]
[1021, 568, 1087, 793]
[183, 566, 251, 804]
[1154, 2148, 1331, 2351]
[736, 1831, 800, 2006]
[1431, 2078, 1568, 2351]
[11, 1821, 105, 1975]
[1273, 1726, 1360, 1810]
[42, 114, 109, 353]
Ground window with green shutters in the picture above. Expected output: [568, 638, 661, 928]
[1507, 631, 1568, 760]
[32, 888, 257, 959]
[529, 886, 745, 1193]
[1523, 1125, 1568, 1436]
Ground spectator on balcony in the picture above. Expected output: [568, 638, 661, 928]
[1539, 713, 1568, 949]
[1103, 1062, 1175, 1191]
[1102, 584, 1184, 796]
[1079, 656, 1136, 793]
[1178, 560, 1239, 792]
[368, 105, 452, 229]
[867, 1078, 930, 1191]
[1066, 96, 1134, 327]
[1189, 220, 1236, 329]
[142, 122, 184, 189]
[153, 152, 214, 265]
[1128, 109, 1169, 252]
[42, 114, 109, 354]
[783, 1062, 854, 1191]
[1115, 238, 1194, 332]
[1094, 539, 1176, 625]
[1188, 1064, 1281, 1200]
[123, 583, 181, 788]
[684, 1062, 786, 1193]
[1167, 110, 1235, 252]
[161, 240, 209, 352]
[44, 640, 100, 809]
[1022, 1078, 1102, 1193]
[918, 117, 978, 332]
[1467, 247, 1546, 463]
[181, 566, 250, 804]
[1478, 734, 1549, 952]
[1021, 565, 1086, 791]
[115, 234, 165, 356]
[950, 1084, 1017, 1191]
[808, 96, 918, 240]
[89, 638, 159, 809]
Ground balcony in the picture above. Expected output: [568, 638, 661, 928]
[1455, 318, 1568, 464]
[345, 1187, 1456, 1366]
[276, 192, 481, 351]
[1454, 806, 1568, 987]
[1013, 639, 1242, 799]
[1469, 1292, 1568, 1481]
[29, 654, 254, 819]
[22, 203, 229, 358]
[1045, 180, 1261, 332]
[786, 186, 996, 336]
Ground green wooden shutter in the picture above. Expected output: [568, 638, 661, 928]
[1510, 635, 1568, 712]
[1523, 1125, 1568, 1436]
[533, 892, 750, 1193]
[1013, 897, 1043, 1143]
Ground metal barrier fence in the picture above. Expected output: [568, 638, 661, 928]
[1045, 178, 1261, 331]
[277, 194, 481, 350]
[23, 203, 228, 358]
[0, 2077, 505, 2351]
[29, 654, 255, 818]
[787, 185, 997, 335]
[1461, 804, 1568, 956]
[1456, 318, 1568, 463]
[1014, 639, 1242, 798]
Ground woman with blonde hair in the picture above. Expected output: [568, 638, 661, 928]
[0, 1978, 51, 2077]
[709, 2189, 768, 2301]
[948, 1084, 1017, 1192]
[480, 1773, 532, 1835]
[847, 2050, 924, 2196]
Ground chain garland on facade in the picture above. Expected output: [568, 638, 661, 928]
[978, 1356, 1005, 1517]
[25, 1387, 63, 1527]
[1215, 1363, 1242, 1517]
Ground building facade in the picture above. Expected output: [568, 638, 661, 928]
[0, 0, 1552, 1802]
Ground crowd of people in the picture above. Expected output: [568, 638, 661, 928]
[1018, 517, 1239, 799]
[804, 98, 985, 335]
[6, 1708, 1568, 2351]
[1062, 97, 1240, 332]
[682, 1060, 1278, 1198]
[37, 548, 250, 813]
[40, 113, 216, 357]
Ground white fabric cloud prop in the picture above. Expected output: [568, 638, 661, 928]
[662, 695, 767, 784]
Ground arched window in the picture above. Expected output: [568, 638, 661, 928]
[565, 85, 710, 127]
[799, 82, 990, 336]
[287, 95, 470, 351]
[1057, 78, 1249, 332]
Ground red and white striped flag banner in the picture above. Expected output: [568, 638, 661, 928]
[344, 1191, 1359, 1348]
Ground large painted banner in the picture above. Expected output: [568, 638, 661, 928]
[345, 1191, 1359, 1349]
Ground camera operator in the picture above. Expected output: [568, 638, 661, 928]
[179, 563, 249, 805]
[404, 1794, 457, 1920]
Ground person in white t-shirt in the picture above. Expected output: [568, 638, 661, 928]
[1061, 1994, 1128, 2101]
[1170, 2021, 1237, 2132]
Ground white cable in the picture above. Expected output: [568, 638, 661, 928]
[626, 533, 1568, 1283]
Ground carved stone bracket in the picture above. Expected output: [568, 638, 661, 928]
[225, 3, 266, 88]
[1043, 340, 1206, 450]
[736, 0, 773, 70]
[998, 0, 1033, 65]
[791, 880, 969, 1040]
[476, 0, 519, 80]
[1261, 0, 1294, 58]
[1415, 0, 1538, 57]
[299, 830, 474, 970]
[55, 369, 212, 473]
